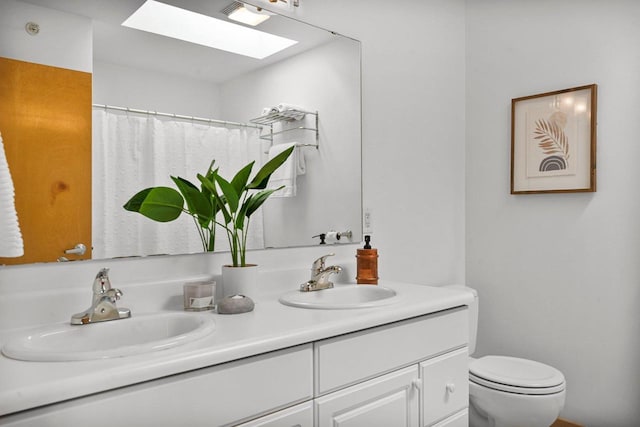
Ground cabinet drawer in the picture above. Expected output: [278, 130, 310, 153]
[1, 345, 312, 427]
[420, 347, 469, 426]
[314, 307, 467, 395]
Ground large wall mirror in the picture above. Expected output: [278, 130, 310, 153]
[0, 0, 362, 265]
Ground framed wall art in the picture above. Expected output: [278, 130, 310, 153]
[511, 84, 597, 194]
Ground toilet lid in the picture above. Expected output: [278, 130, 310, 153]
[470, 356, 565, 395]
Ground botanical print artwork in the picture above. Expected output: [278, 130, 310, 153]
[525, 108, 576, 178]
[511, 84, 596, 194]
[534, 111, 569, 171]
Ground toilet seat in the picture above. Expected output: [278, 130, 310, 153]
[470, 356, 565, 395]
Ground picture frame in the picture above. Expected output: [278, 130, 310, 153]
[511, 84, 597, 194]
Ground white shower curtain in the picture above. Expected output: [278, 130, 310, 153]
[92, 109, 265, 259]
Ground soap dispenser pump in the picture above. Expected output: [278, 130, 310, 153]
[356, 235, 378, 285]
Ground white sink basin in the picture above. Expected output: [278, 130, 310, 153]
[279, 284, 397, 309]
[1, 312, 215, 362]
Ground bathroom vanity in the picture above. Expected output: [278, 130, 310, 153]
[0, 268, 472, 427]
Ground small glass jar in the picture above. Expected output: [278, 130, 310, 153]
[183, 281, 215, 311]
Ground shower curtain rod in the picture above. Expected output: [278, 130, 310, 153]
[92, 104, 262, 130]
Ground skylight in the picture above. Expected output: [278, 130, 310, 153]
[122, 0, 298, 60]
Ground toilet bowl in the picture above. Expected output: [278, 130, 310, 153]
[449, 286, 566, 427]
[469, 355, 565, 427]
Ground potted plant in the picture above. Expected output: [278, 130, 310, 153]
[197, 146, 294, 296]
[122, 160, 221, 252]
[123, 146, 294, 295]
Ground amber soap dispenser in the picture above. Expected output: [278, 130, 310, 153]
[356, 235, 378, 285]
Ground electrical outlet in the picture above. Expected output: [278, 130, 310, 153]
[363, 208, 373, 234]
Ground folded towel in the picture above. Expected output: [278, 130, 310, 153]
[0, 132, 24, 258]
[268, 142, 305, 198]
[276, 103, 305, 120]
[277, 103, 305, 112]
[261, 106, 278, 116]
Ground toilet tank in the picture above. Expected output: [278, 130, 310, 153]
[445, 285, 478, 355]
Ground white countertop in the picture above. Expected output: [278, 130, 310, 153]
[0, 280, 472, 416]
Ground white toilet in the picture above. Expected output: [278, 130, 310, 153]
[459, 286, 566, 427]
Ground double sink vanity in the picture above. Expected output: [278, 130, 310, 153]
[0, 257, 473, 427]
[0, 1, 472, 424]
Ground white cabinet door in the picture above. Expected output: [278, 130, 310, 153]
[420, 347, 468, 426]
[315, 365, 419, 427]
[235, 401, 313, 427]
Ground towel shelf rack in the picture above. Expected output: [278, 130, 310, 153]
[250, 109, 319, 148]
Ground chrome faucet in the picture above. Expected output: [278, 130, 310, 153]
[300, 253, 343, 292]
[71, 268, 131, 325]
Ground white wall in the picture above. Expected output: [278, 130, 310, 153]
[93, 61, 221, 118]
[465, 0, 640, 425]
[0, 0, 92, 72]
[221, 38, 361, 248]
[267, 0, 467, 284]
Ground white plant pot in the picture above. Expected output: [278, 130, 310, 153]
[221, 264, 258, 298]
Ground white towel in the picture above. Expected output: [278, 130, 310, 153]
[261, 106, 278, 116]
[0, 132, 24, 258]
[268, 142, 306, 198]
[276, 103, 305, 120]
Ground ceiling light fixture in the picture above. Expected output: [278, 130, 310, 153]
[122, 0, 297, 59]
[222, 2, 270, 27]
[269, 0, 301, 7]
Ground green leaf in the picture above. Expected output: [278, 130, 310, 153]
[197, 172, 217, 195]
[200, 166, 217, 200]
[231, 162, 254, 195]
[218, 196, 232, 224]
[171, 176, 211, 227]
[235, 194, 252, 230]
[215, 174, 239, 214]
[198, 172, 231, 224]
[123, 187, 184, 222]
[247, 146, 294, 189]
[245, 187, 283, 217]
[205, 159, 216, 176]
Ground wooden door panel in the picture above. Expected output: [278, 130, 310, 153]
[0, 57, 91, 264]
